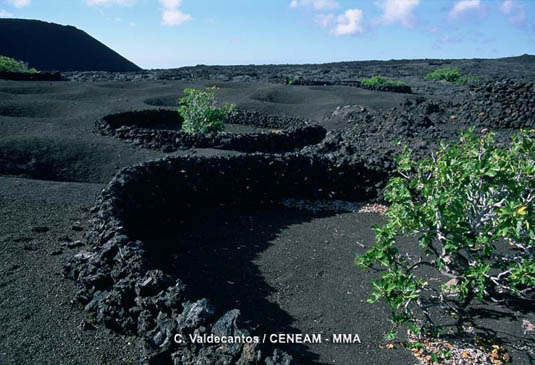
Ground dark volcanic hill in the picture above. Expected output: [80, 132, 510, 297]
[0, 18, 141, 72]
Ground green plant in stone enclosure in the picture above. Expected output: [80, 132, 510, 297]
[424, 66, 480, 85]
[424, 66, 461, 82]
[356, 128, 535, 339]
[287, 76, 300, 85]
[361, 76, 407, 87]
[178, 87, 235, 134]
[0, 55, 39, 73]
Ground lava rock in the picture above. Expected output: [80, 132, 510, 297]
[135, 270, 173, 297]
[177, 299, 216, 331]
[265, 349, 296, 365]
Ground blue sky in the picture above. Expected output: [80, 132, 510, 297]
[1, 0, 534, 69]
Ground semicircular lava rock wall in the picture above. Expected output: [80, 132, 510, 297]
[96, 109, 327, 153]
[64, 153, 388, 364]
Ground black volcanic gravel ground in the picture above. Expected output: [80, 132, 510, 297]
[139, 205, 416, 365]
[0, 177, 139, 364]
[1, 57, 535, 364]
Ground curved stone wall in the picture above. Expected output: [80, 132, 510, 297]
[96, 110, 326, 153]
[65, 153, 387, 364]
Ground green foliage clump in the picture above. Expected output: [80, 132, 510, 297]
[424, 66, 460, 82]
[0, 55, 38, 73]
[361, 76, 407, 87]
[178, 87, 235, 134]
[424, 66, 479, 85]
[356, 129, 535, 338]
[287, 76, 300, 85]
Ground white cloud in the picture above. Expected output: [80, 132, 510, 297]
[500, 0, 526, 25]
[449, 0, 480, 17]
[290, 0, 364, 36]
[85, 0, 135, 6]
[289, 0, 339, 10]
[501, 0, 513, 14]
[161, 9, 192, 26]
[160, 0, 191, 27]
[160, 0, 182, 8]
[129, 21, 136, 27]
[333, 8, 364, 36]
[7, 0, 30, 8]
[376, 0, 419, 28]
[0, 9, 13, 17]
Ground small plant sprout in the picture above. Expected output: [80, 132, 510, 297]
[361, 76, 407, 87]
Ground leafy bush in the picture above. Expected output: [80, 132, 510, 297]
[287, 76, 300, 85]
[0, 55, 39, 73]
[178, 87, 235, 134]
[361, 76, 407, 87]
[424, 66, 479, 85]
[356, 129, 535, 338]
[424, 66, 460, 82]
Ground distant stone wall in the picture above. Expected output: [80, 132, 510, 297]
[287, 78, 412, 93]
[0, 71, 64, 81]
[358, 83, 412, 94]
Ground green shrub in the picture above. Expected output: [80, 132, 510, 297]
[424, 66, 479, 85]
[356, 129, 535, 339]
[424, 66, 460, 82]
[361, 76, 406, 87]
[287, 76, 300, 85]
[0, 55, 38, 73]
[178, 87, 235, 134]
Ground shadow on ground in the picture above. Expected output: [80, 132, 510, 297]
[140, 205, 329, 363]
